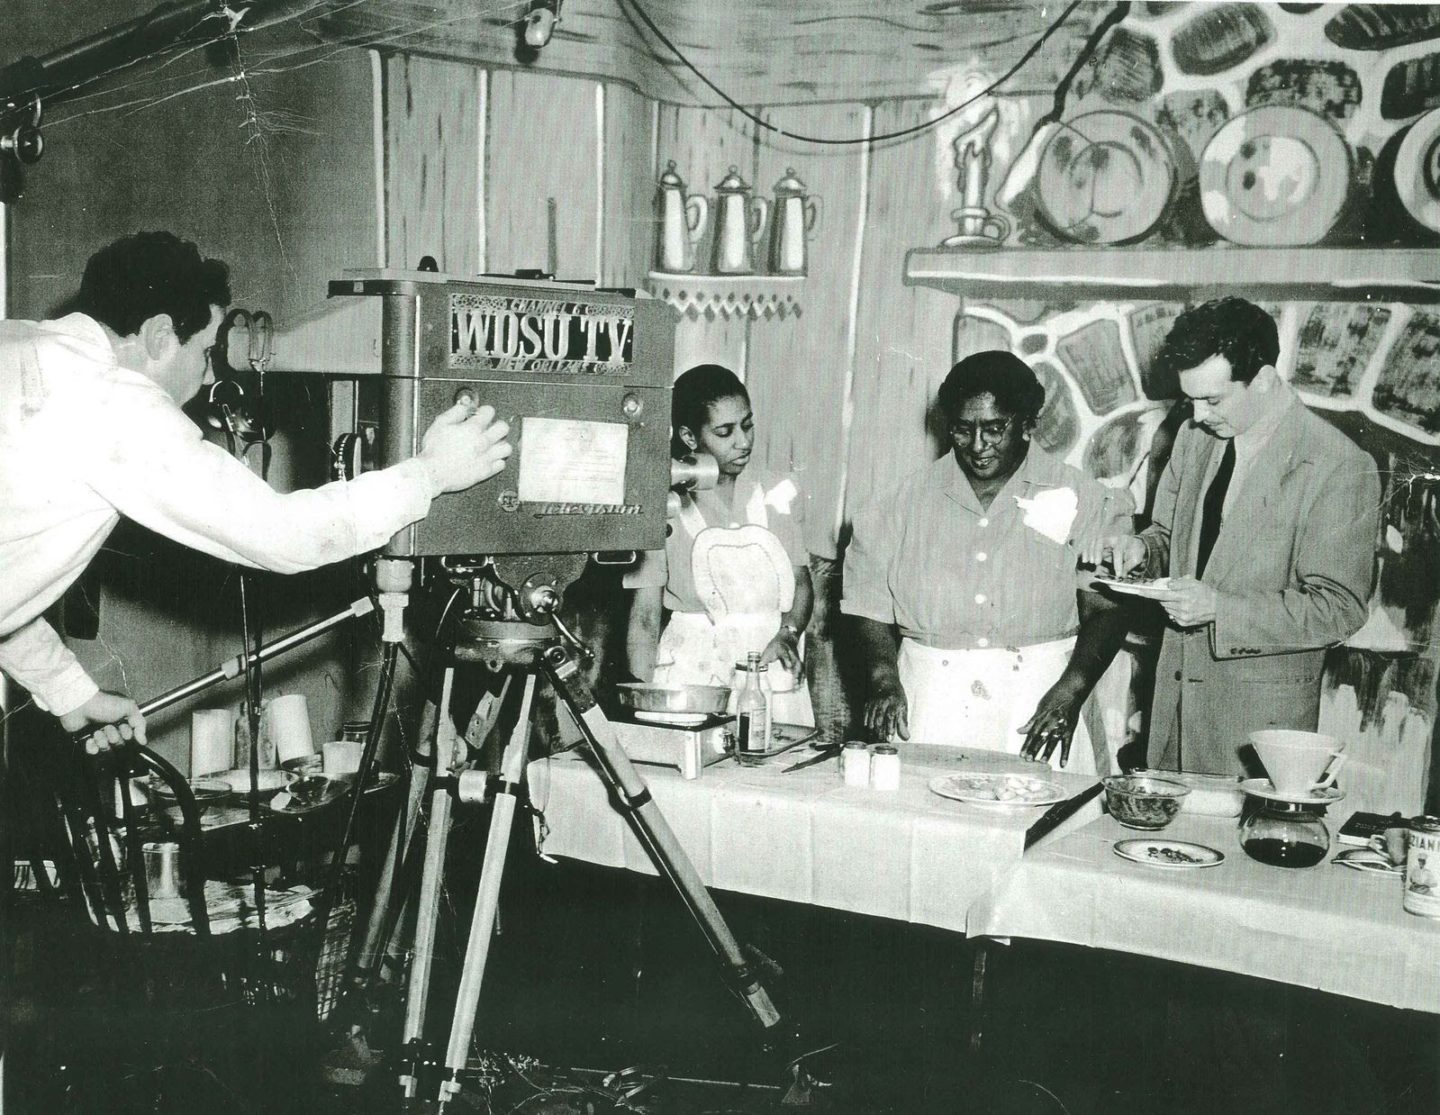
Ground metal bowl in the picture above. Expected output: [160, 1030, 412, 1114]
[614, 683, 732, 716]
[147, 777, 232, 818]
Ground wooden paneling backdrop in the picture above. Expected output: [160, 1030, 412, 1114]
[379, 57, 985, 559]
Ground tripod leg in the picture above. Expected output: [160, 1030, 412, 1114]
[399, 668, 461, 1099]
[540, 646, 785, 1042]
[354, 696, 436, 977]
[360, 676, 512, 983]
[436, 671, 536, 1107]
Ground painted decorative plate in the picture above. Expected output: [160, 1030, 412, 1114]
[1113, 838, 1225, 869]
[1199, 105, 1351, 245]
[1036, 110, 1177, 244]
[1394, 106, 1440, 234]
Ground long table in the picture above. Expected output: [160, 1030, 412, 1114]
[525, 747, 1099, 935]
[528, 744, 1440, 1016]
[967, 812, 1440, 1015]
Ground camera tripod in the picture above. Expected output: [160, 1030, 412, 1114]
[351, 616, 800, 1110]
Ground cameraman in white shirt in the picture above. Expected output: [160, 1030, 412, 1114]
[0, 231, 511, 750]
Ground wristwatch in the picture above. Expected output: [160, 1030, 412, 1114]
[780, 622, 803, 640]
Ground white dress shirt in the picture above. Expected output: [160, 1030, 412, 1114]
[0, 313, 437, 716]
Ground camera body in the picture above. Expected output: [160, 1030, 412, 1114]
[278, 269, 676, 559]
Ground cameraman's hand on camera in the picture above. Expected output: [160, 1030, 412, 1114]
[59, 691, 146, 754]
[417, 401, 512, 496]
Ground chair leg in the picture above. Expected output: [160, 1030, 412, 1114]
[968, 938, 992, 1057]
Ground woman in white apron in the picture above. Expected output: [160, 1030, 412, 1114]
[626, 364, 814, 726]
[842, 351, 1135, 773]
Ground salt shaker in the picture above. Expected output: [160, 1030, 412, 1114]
[869, 745, 901, 791]
[841, 741, 871, 787]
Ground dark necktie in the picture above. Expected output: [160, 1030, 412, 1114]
[1196, 439, 1235, 577]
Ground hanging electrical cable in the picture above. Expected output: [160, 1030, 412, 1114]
[620, 0, 1086, 146]
[1038, 1, 1132, 128]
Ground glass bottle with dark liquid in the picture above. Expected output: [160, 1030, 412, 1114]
[733, 651, 771, 762]
[1240, 800, 1330, 868]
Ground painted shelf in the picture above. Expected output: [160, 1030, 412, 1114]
[646, 272, 802, 320]
[904, 246, 1440, 302]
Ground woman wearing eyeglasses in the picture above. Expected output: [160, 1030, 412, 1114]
[840, 350, 1133, 772]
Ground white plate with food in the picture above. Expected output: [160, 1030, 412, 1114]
[929, 773, 1067, 808]
[1091, 575, 1174, 599]
[1113, 838, 1225, 869]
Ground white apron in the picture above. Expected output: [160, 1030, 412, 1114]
[896, 636, 1096, 774]
[653, 480, 815, 727]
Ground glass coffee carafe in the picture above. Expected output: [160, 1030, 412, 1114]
[1239, 800, 1330, 868]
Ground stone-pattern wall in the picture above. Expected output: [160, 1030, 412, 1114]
[935, 4, 1440, 807]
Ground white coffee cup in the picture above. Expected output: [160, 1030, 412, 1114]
[323, 739, 363, 780]
[1249, 729, 1347, 795]
[764, 660, 799, 693]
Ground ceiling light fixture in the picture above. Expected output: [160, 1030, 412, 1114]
[520, 0, 563, 54]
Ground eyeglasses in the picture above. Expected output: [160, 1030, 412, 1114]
[950, 417, 1014, 443]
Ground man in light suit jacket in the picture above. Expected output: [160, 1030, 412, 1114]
[1087, 297, 1379, 775]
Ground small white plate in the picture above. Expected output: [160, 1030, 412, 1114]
[1114, 838, 1225, 869]
[1239, 778, 1345, 806]
[929, 773, 1067, 808]
[266, 778, 350, 815]
[216, 768, 293, 794]
[1091, 575, 1174, 599]
[1332, 848, 1403, 875]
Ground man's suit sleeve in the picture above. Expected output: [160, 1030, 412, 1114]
[1210, 448, 1378, 658]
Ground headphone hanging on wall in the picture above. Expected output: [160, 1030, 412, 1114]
[205, 307, 274, 445]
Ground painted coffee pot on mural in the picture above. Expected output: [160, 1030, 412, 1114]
[654, 159, 709, 274]
[768, 167, 820, 275]
[710, 165, 769, 275]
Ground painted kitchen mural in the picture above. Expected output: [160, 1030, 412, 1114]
[609, 2, 1440, 814]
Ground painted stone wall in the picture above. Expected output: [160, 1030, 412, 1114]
[930, 2, 1440, 812]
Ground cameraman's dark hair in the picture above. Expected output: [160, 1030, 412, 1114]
[672, 363, 749, 459]
[937, 350, 1045, 428]
[77, 231, 231, 343]
[1156, 297, 1278, 386]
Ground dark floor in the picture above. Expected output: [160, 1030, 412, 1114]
[7, 808, 1439, 1115]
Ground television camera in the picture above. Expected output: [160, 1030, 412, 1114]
[265, 269, 803, 1108]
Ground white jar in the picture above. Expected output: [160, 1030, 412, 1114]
[869, 745, 901, 791]
[841, 741, 871, 787]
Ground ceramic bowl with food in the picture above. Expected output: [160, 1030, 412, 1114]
[1102, 774, 1191, 830]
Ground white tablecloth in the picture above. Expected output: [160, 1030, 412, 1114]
[526, 749, 1099, 934]
[967, 813, 1440, 1014]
